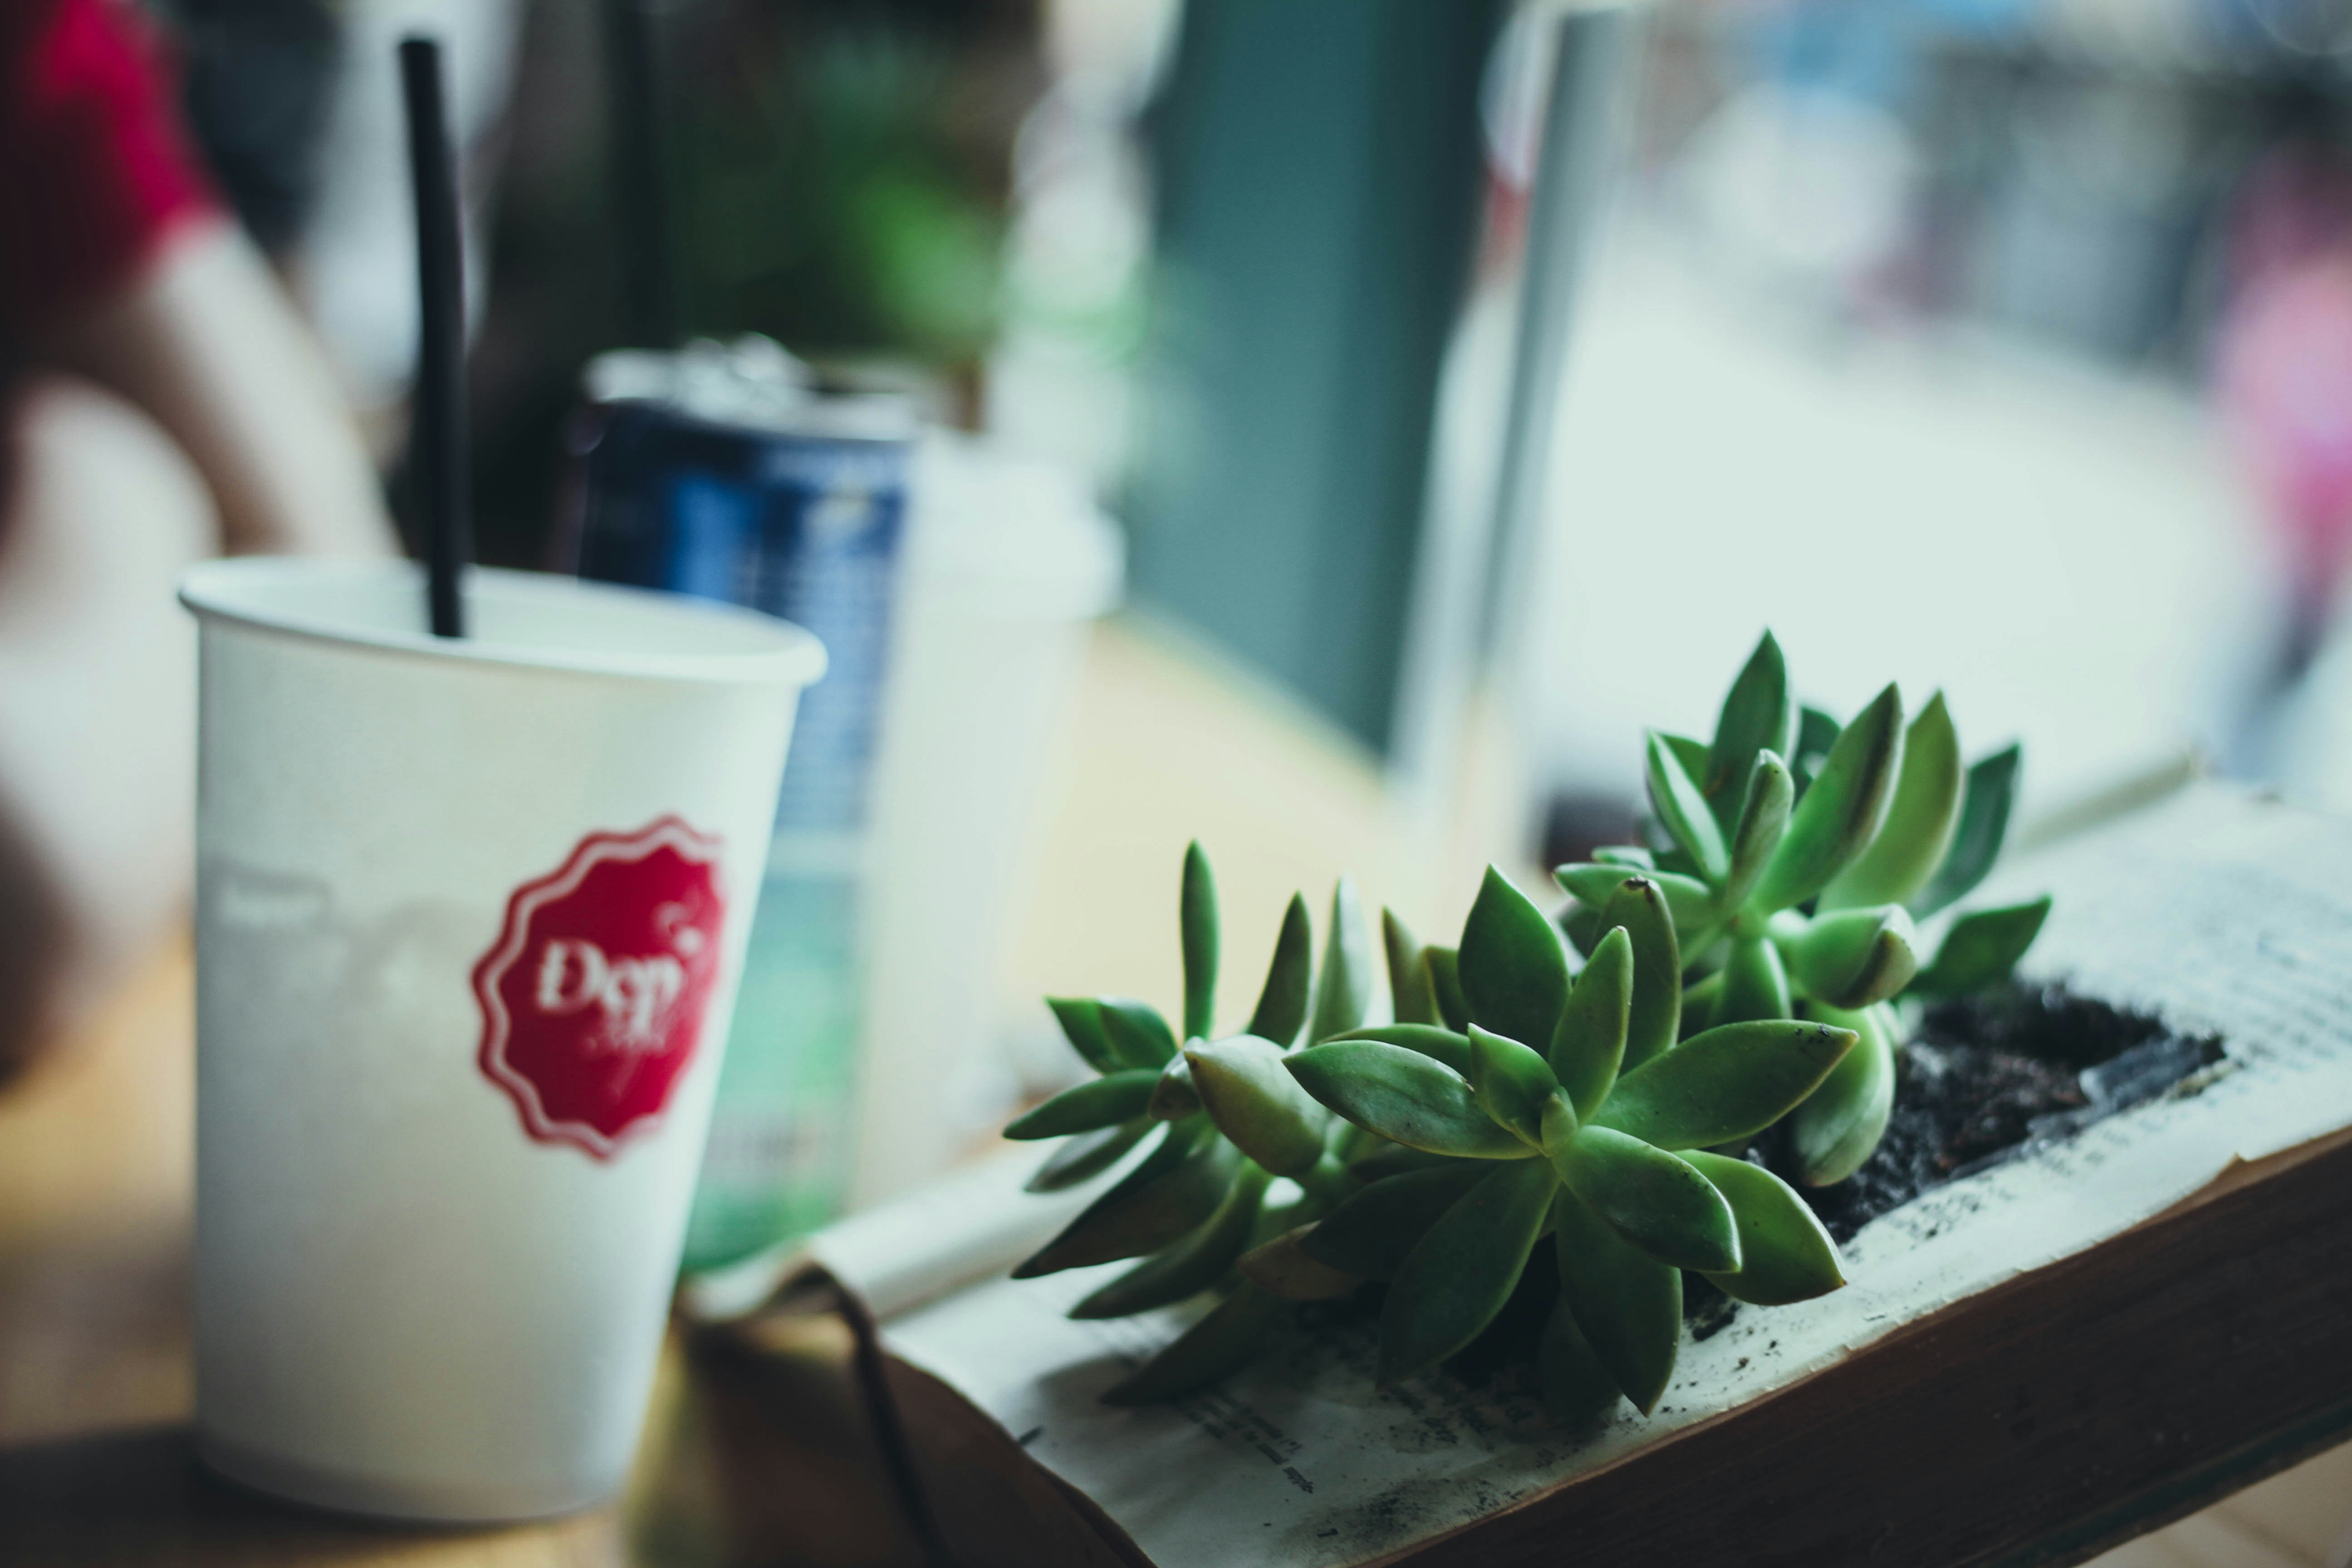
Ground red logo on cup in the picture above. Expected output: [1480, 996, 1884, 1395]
[473, 817, 728, 1159]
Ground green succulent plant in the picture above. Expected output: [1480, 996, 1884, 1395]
[1267, 869, 1854, 1420]
[1552, 632, 2052, 1186]
[1004, 843, 1373, 1403]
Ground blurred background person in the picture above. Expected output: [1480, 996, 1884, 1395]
[0, 0, 394, 1080]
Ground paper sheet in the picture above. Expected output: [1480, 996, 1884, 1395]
[862, 785, 2352, 1568]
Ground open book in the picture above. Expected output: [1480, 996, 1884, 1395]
[688, 783, 2352, 1568]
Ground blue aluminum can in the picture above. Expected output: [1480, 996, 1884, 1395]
[560, 339, 915, 1269]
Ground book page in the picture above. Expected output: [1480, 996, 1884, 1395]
[857, 784, 2352, 1568]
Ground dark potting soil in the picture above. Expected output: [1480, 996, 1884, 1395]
[1761, 982, 2226, 1246]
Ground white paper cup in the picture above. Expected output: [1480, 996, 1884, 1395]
[179, 559, 824, 1521]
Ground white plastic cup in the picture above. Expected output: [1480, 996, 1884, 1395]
[179, 559, 824, 1521]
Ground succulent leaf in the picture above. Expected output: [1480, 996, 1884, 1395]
[1301, 1161, 1487, 1279]
[1286, 1041, 1534, 1159]
[1014, 1121, 1238, 1276]
[1460, 867, 1573, 1061]
[1238, 1225, 1362, 1301]
[1180, 841, 1219, 1041]
[1784, 904, 1920, 1009]
[1720, 750, 1794, 912]
[1071, 1163, 1273, 1318]
[1820, 693, 1961, 912]
[1788, 1002, 1897, 1186]
[1468, 1025, 1563, 1146]
[1553, 863, 1716, 926]
[1004, 1069, 1162, 1140]
[1329, 1024, 1475, 1075]
[1592, 845, 1654, 869]
[1185, 1036, 1330, 1177]
[1148, 1053, 1203, 1120]
[1553, 925, 1632, 1122]
[1646, 731, 1730, 884]
[1749, 683, 1904, 913]
[1705, 631, 1794, 831]
[1310, 878, 1375, 1044]
[1910, 744, 2022, 919]
[1555, 1126, 1740, 1273]
[1383, 908, 1441, 1027]
[1539, 1295, 1625, 1423]
[1594, 1019, 1857, 1151]
[1247, 892, 1315, 1047]
[1099, 998, 1179, 1069]
[1045, 996, 1122, 1075]
[1424, 946, 1471, 1031]
[1024, 1118, 1152, 1193]
[1346, 1143, 1460, 1183]
[1099, 1284, 1281, 1406]
[1377, 1156, 1558, 1385]
[1680, 1151, 1847, 1304]
[1553, 1188, 1682, 1414]
[1910, 896, 2052, 996]
[1597, 877, 1682, 1073]
[1715, 932, 1793, 1026]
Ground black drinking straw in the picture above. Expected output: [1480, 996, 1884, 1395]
[398, 36, 469, 638]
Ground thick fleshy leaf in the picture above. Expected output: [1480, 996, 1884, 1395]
[1468, 1025, 1561, 1146]
[1646, 731, 1730, 884]
[1024, 1118, 1152, 1193]
[1046, 996, 1122, 1075]
[1553, 1187, 1681, 1413]
[1148, 1053, 1202, 1120]
[1310, 878, 1374, 1044]
[1382, 908, 1440, 1027]
[1911, 744, 2022, 919]
[1785, 904, 1920, 1009]
[1005, 1070, 1161, 1140]
[1286, 1042, 1533, 1159]
[1099, 998, 1178, 1069]
[1705, 631, 1793, 830]
[1720, 751, 1793, 914]
[1553, 863, 1715, 927]
[1460, 867, 1573, 1059]
[1681, 1151, 1847, 1305]
[1100, 1284, 1280, 1405]
[1424, 946, 1471, 1031]
[1552, 927, 1630, 1121]
[1592, 845, 1654, 869]
[1597, 878, 1681, 1073]
[1246, 892, 1314, 1047]
[1821, 693, 1960, 912]
[1750, 683, 1904, 913]
[1072, 1164, 1272, 1318]
[1788, 1003, 1897, 1186]
[1539, 1295, 1624, 1423]
[1180, 841, 1219, 1040]
[1911, 896, 2052, 996]
[1186, 1036, 1328, 1177]
[1555, 1126, 1740, 1272]
[1330, 1024, 1475, 1075]
[1595, 1019, 1857, 1150]
[1238, 1225, 1361, 1301]
[1014, 1122, 1237, 1276]
[1301, 1162, 1487, 1279]
[1715, 933, 1792, 1026]
[1377, 1157, 1558, 1385]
